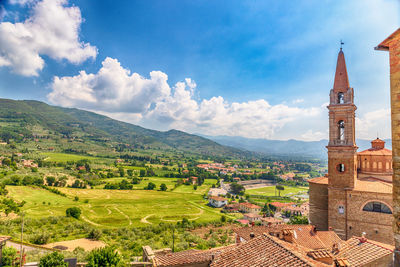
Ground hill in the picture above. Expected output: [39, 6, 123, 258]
[201, 135, 392, 159]
[0, 98, 251, 159]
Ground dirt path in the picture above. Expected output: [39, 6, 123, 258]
[81, 215, 101, 227]
[114, 207, 132, 226]
[141, 214, 154, 224]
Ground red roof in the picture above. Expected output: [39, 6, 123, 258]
[240, 202, 261, 209]
[209, 196, 227, 201]
[308, 177, 328, 185]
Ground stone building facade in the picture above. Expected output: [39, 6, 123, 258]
[309, 48, 394, 245]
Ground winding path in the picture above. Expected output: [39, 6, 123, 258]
[141, 214, 154, 224]
[114, 207, 132, 226]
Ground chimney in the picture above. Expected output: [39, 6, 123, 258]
[360, 232, 367, 243]
[310, 226, 317, 235]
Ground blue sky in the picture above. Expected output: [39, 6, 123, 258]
[0, 0, 399, 140]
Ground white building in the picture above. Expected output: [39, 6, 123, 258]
[209, 196, 228, 208]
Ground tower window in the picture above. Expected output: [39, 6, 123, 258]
[338, 120, 345, 141]
[337, 164, 345, 173]
[338, 92, 344, 104]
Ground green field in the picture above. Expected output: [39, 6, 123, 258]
[6, 186, 227, 228]
[246, 185, 308, 197]
[42, 152, 101, 162]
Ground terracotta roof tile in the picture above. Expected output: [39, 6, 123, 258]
[307, 249, 333, 260]
[0, 236, 11, 243]
[308, 177, 328, 185]
[357, 147, 392, 156]
[353, 179, 392, 194]
[335, 237, 394, 266]
[239, 202, 261, 209]
[153, 245, 236, 267]
[210, 233, 317, 267]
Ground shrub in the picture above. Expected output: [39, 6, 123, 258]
[160, 183, 167, 191]
[86, 246, 122, 267]
[88, 229, 102, 240]
[145, 182, 156, 190]
[39, 252, 67, 267]
[220, 215, 226, 223]
[3, 246, 18, 266]
[74, 196, 79, 201]
[66, 207, 81, 219]
[31, 233, 50, 245]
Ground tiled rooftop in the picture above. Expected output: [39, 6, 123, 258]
[210, 233, 318, 267]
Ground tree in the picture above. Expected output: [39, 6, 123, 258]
[139, 169, 146, 177]
[193, 185, 197, 190]
[230, 183, 245, 195]
[118, 167, 125, 177]
[39, 252, 67, 267]
[86, 247, 122, 267]
[66, 207, 81, 219]
[46, 176, 56, 186]
[145, 182, 156, 190]
[288, 215, 309, 225]
[132, 177, 140, 184]
[127, 169, 133, 177]
[88, 229, 102, 240]
[220, 215, 226, 222]
[160, 183, 167, 191]
[276, 185, 285, 197]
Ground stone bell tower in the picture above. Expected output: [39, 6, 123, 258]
[327, 47, 358, 239]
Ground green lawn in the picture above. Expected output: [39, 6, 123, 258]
[42, 152, 101, 162]
[6, 185, 226, 228]
[246, 185, 308, 197]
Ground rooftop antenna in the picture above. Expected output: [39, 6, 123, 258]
[340, 40, 344, 50]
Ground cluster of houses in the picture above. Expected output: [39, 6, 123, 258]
[141, 223, 394, 266]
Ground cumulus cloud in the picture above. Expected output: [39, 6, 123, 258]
[49, 57, 323, 139]
[0, 0, 97, 76]
[356, 108, 391, 139]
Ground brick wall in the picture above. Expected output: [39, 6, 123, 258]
[309, 182, 328, 230]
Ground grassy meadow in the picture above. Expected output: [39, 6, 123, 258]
[6, 185, 230, 228]
[246, 185, 308, 197]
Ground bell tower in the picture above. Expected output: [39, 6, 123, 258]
[327, 47, 358, 240]
[327, 48, 358, 189]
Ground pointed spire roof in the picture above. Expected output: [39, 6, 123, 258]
[333, 49, 350, 91]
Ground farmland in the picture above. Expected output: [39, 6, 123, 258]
[6, 185, 230, 228]
[246, 185, 308, 197]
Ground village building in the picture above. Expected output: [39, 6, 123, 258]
[223, 202, 239, 212]
[208, 196, 228, 208]
[238, 202, 261, 214]
[143, 224, 394, 266]
[243, 213, 262, 223]
[269, 202, 295, 212]
[308, 48, 394, 245]
[260, 217, 283, 227]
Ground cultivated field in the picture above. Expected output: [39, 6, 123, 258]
[246, 185, 308, 197]
[6, 186, 229, 228]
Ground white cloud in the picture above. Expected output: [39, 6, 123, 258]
[292, 98, 304, 104]
[356, 108, 391, 139]
[49, 57, 323, 139]
[0, 0, 97, 76]
[48, 57, 171, 113]
[300, 130, 327, 141]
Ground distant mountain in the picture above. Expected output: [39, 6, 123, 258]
[200, 135, 392, 159]
[0, 98, 253, 159]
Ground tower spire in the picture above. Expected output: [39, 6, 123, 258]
[333, 48, 350, 90]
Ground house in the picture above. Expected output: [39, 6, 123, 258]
[143, 224, 394, 267]
[208, 188, 227, 197]
[224, 202, 240, 212]
[239, 202, 261, 214]
[261, 217, 283, 227]
[189, 176, 198, 185]
[232, 177, 240, 182]
[269, 202, 295, 212]
[243, 213, 262, 223]
[208, 196, 228, 208]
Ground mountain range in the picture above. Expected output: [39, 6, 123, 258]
[201, 135, 392, 159]
[0, 98, 252, 159]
